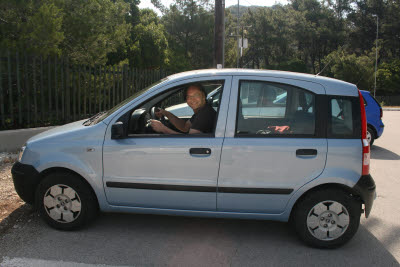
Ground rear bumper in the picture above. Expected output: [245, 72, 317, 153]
[11, 162, 40, 204]
[353, 174, 376, 218]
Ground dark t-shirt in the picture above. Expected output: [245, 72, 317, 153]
[189, 104, 216, 133]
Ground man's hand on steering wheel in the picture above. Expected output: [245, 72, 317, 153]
[151, 107, 166, 121]
[149, 119, 166, 133]
[155, 108, 165, 119]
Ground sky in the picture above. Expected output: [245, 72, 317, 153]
[138, 0, 289, 15]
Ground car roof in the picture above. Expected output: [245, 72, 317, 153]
[167, 69, 358, 96]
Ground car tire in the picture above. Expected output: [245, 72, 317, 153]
[367, 126, 375, 146]
[35, 172, 98, 230]
[292, 189, 361, 248]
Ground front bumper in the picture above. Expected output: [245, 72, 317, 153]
[353, 174, 376, 218]
[11, 162, 40, 204]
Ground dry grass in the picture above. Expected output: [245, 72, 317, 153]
[0, 161, 24, 222]
[0, 158, 34, 234]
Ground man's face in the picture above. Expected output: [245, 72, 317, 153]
[186, 86, 206, 111]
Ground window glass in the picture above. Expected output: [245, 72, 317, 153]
[162, 82, 223, 118]
[236, 81, 315, 136]
[126, 80, 224, 135]
[330, 98, 354, 135]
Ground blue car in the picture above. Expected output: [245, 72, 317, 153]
[361, 90, 384, 146]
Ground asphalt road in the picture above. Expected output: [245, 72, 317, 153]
[1, 112, 399, 267]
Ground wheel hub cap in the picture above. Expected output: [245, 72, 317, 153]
[43, 184, 82, 223]
[307, 201, 350, 241]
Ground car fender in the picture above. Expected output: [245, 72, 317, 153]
[33, 153, 108, 210]
[281, 174, 359, 221]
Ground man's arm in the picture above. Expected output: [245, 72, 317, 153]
[188, 128, 202, 134]
[157, 109, 191, 133]
[150, 119, 194, 134]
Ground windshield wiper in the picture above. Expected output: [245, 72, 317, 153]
[83, 111, 107, 126]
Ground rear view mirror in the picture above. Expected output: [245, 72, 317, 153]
[111, 122, 125, 139]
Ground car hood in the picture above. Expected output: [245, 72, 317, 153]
[27, 119, 90, 144]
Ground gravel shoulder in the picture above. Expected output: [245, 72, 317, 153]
[0, 155, 34, 235]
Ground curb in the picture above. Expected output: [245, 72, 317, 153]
[383, 108, 400, 111]
[0, 126, 54, 152]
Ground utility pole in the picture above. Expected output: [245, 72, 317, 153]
[373, 15, 379, 98]
[236, 0, 240, 68]
[231, 25, 251, 68]
[214, 0, 225, 68]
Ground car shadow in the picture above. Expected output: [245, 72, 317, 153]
[371, 145, 400, 160]
[1, 212, 399, 266]
[0, 204, 34, 235]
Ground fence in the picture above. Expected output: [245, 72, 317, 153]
[375, 95, 400, 106]
[0, 51, 170, 130]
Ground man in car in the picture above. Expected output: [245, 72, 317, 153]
[150, 83, 216, 134]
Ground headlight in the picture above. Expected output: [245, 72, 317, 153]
[18, 146, 26, 161]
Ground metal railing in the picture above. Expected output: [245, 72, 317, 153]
[0, 51, 170, 130]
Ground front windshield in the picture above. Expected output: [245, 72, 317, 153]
[95, 78, 168, 124]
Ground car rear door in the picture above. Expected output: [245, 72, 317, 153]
[217, 76, 327, 214]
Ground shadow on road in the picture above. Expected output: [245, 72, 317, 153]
[0, 204, 34, 235]
[371, 145, 400, 160]
[1, 212, 398, 266]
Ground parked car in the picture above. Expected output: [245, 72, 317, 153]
[12, 69, 375, 248]
[360, 90, 384, 146]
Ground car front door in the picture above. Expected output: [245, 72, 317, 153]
[102, 76, 231, 211]
[217, 76, 327, 214]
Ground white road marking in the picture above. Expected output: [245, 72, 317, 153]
[1, 257, 130, 267]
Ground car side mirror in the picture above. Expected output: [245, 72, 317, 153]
[111, 122, 125, 139]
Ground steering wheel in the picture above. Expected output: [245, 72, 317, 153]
[150, 107, 166, 124]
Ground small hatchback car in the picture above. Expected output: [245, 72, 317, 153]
[12, 69, 376, 248]
[360, 90, 384, 146]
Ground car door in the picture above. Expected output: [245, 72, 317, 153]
[102, 76, 231, 211]
[217, 76, 327, 214]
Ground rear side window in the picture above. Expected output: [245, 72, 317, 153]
[236, 80, 316, 137]
[328, 97, 361, 138]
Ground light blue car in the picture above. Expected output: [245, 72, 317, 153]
[12, 69, 375, 248]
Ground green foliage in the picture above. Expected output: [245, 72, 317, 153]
[60, 0, 131, 65]
[377, 59, 400, 95]
[0, 0, 64, 55]
[161, 0, 214, 71]
[22, 1, 64, 56]
[0, 0, 399, 96]
[128, 9, 169, 68]
[321, 47, 375, 90]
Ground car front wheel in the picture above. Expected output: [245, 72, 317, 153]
[292, 189, 361, 248]
[35, 172, 98, 230]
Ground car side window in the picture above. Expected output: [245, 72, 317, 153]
[330, 98, 354, 136]
[126, 80, 224, 136]
[236, 80, 316, 136]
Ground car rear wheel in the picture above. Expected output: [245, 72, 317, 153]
[35, 172, 98, 230]
[367, 126, 375, 146]
[292, 189, 361, 248]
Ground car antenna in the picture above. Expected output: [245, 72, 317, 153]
[316, 44, 348, 76]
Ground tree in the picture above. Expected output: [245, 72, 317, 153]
[60, 0, 131, 65]
[161, 0, 214, 71]
[376, 59, 400, 95]
[0, 0, 64, 56]
[128, 9, 169, 68]
[322, 47, 375, 90]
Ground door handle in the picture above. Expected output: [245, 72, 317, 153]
[296, 149, 317, 156]
[190, 148, 211, 155]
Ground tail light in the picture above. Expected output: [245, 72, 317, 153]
[359, 90, 370, 175]
[380, 107, 383, 119]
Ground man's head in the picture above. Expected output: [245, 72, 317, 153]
[185, 83, 206, 112]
